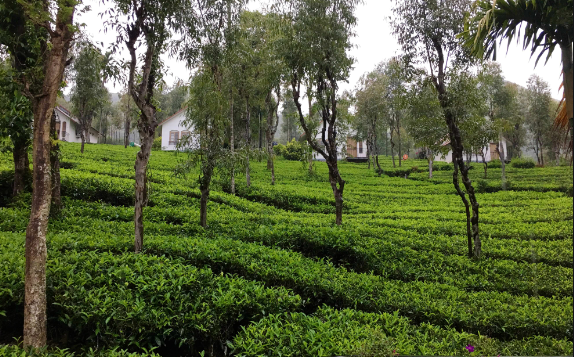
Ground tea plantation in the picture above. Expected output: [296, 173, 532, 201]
[0, 143, 572, 356]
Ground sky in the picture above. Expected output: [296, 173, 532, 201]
[77, 0, 563, 100]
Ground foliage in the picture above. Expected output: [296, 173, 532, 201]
[0, 142, 572, 355]
[151, 137, 162, 151]
[511, 158, 536, 169]
[461, 0, 573, 66]
[273, 143, 286, 156]
[282, 139, 307, 161]
[69, 41, 109, 145]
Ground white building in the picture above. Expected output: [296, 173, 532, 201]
[159, 107, 199, 151]
[54, 106, 99, 143]
[345, 136, 368, 159]
[310, 121, 367, 160]
[433, 139, 509, 163]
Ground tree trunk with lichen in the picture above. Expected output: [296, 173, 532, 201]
[23, 5, 75, 348]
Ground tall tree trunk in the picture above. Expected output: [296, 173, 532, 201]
[245, 100, 251, 187]
[84, 126, 91, 143]
[390, 131, 396, 168]
[499, 135, 506, 190]
[366, 134, 371, 169]
[230, 94, 235, 194]
[375, 155, 381, 175]
[327, 163, 345, 226]
[258, 109, 262, 152]
[80, 129, 85, 154]
[480, 147, 487, 179]
[24, 4, 75, 347]
[539, 137, 545, 166]
[453, 158, 473, 257]
[265, 88, 280, 185]
[561, 42, 573, 150]
[431, 38, 480, 258]
[428, 148, 433, 179]
[134, 131, 153, 253]
[396, 118, 402, 167]
[12, 139, 31, 197]
[50, 110, 61, 211]
[292, 76, 345, 226]
[124, 116, 131, 148]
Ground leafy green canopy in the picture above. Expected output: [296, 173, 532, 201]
[461, 0, 573, 65]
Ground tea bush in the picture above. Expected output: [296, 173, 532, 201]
[0, 142, 571, 355]
[511, 158, 536, 169]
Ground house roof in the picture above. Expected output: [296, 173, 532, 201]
[55, 105, 100, 135]
[159, 107, 188, 126]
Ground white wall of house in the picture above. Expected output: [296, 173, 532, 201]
[433, 139, 508, 163]
[160, 108, 198, 151]
[55, 106, 99, 143]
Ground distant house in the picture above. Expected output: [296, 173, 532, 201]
[433, 138, 509, 163]
[346, 136, 368, 159]
[54, 106, 99, 143]
[159, 107, 199, 151]
[310, 121, 367, 160]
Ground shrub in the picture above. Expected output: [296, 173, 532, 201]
[489, 160, 502, 169]
[439, 164, 453, 171]
[475, 179, 489, 193]
[283, 139, 308, 161]
[152, 136, 162, 151]
[411, 166, 419, 172]
[511, 158, 536, 169]
[273, 143, 286, 157]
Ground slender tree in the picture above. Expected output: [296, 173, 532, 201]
[392, 0, 482, 258]
[106, 0, 187, 252]
[70, 42, 107, 153]
[405, 75, 449, 179]
[178, 0, 246, 227]
[278, 0, 359, 226]
[525, 75, 553, 166]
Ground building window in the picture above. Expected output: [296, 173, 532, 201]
[358, 141, 363, 154]
[169, 130, 179, 145]
[181, 130, 190, 138]
[61, 122, 67, 141]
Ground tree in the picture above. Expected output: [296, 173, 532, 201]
[477, 61, 513, 181]
[461, 0, 573, 151]
[180, 70, 230, 227]
[499, 82, 527, 159]
[70, 42, 108, 153]
[404, 76, 449, 178]
[525, 74, 553, 165]
[178, 0, 246, 227]
[234, 11, 285, 186]
[106, 0, 187, 252]
[0, 0, 79, 347]
[0, 61, 33, 196]
[117, 90, 139, 147]
[281, 88, 300, 143]
[354, 67, 388, 174]
[383, 57, 412, 168]
[278, 0, 359, 226]
[392, 0, 482, 258]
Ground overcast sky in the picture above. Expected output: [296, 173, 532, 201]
[78, 0, 563, 100]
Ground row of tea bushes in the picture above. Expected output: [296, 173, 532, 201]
[233, 306, 574, 356]
[34, 231, 574, 341]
